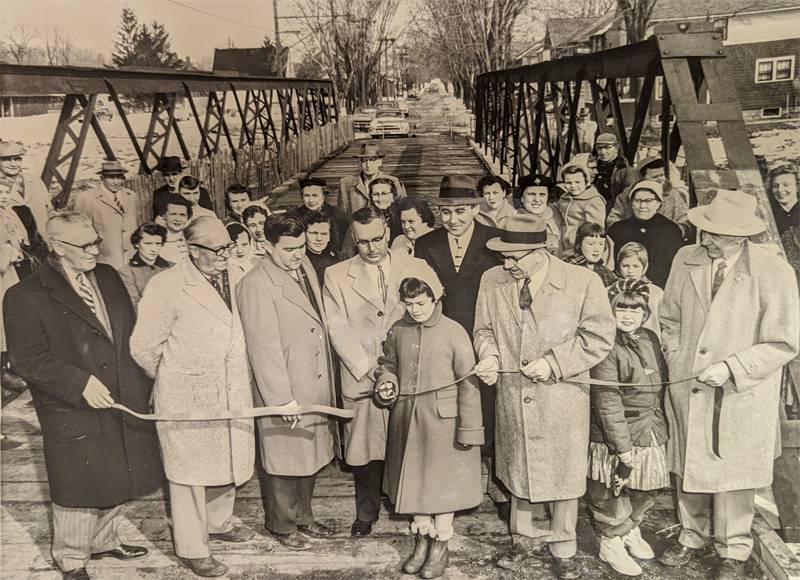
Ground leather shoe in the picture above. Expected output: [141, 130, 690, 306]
[496, 501, 511, 523]
[717, 558, 746, 579]
[209, 524, 254, 543]
[659, 542, 703, 566]
[177, 556, 228, 577]
[350, 519, 373, 537]
[63, 569, 90, 580]
[496, 543, 531, 571]
[554, 556, 581, 579]
[272, 531, 312, 551]
[90, 544, 148, 560]
[298, 520, 335, 538]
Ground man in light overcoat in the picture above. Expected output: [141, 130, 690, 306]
[474, 214, 616, 579]
[658, 189, 800, 579]
[337, 143, 406, 215]
[323, 205, 441, 538]
[71, 160, 138, 270]
[131, 217, 255, 578]
[236, 214, 339, 552]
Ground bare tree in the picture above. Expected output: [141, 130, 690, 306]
[291, 0, 402, 111]
[4, 25, 38, 64]
[42, 28, 74, 66]
[616, 0, 658, 44]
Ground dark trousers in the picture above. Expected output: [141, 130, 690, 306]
[351, 460, 383, 523]
[262, 472, 317, 535]
[587, 478, 657, 537]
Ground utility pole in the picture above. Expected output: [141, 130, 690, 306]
[272, 0, 282, 75]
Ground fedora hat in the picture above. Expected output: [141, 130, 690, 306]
[96, 160, 127, 175]
[158, 156, 184, 174]
[434, 174, 482, 206]
[0, 142, 24, 158]
[486, 214, 549, 252]
[687, 189, 765, 237]
[353, 143, 384, 159]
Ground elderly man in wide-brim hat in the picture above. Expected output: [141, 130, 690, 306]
[0, 141, 53, 240]
[473, 214, 616, 579]
[658, 189, 799, 579]
[337, 143, 406, 215]
[70, 160, 138, 270]
[413, 175, 512, 517]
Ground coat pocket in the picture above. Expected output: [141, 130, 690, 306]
[437, 400, 458, 419]
[39, 408, 101, 442]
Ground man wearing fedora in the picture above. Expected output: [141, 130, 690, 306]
[473, 214, 615, 578]
[71, 161, 138, 270]
[659, 189, 799, 579]
[0, 141, 52, 240]
[151, 156, 214, 220]
[337, 143, 406, 215]
[413, 175, 510, 516]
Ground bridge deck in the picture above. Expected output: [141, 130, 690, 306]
[0, 95, 763, 579]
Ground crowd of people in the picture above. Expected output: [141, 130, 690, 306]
[0, 133, 799, 580]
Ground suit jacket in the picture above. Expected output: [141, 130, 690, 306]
[660, 242, 799, 492]
[236, 255, 339, 476]
[414, 222, 502, 335]
[71, 184, 138, 270]
[130, 261, 255, 486]
[323, 249, 440, 465]
[3, 259, 163, 507]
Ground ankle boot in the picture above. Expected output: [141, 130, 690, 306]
[420, 539, 449, 579]
[402, 532, 431, 574]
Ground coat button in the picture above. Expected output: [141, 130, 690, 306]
[521, 360, 529, 366]
[523, 397, 532, 403]
[100, 363, 108, 369]
[311, 327, 316, 333]
[699, 348, 707, 355]
[692, 387, 700, 393]
[377, 311, 384, 317]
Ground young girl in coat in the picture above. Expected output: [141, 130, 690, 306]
[565, 222, 618, 287]
[556, 160, 606, 250]
[373, 276, 484, 580]
[588, 278, 669, 577]
[615, 242, 663, 339]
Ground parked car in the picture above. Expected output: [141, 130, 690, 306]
[353, 105, 378, 132]
[395, 98, 409, 117]
[369, 110, 411, 138]
[376, 101, 403, 115]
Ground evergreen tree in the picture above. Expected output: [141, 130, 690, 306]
[111, 7, 139, 67]
[110, 8, 184, 69]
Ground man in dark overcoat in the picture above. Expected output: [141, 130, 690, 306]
[3, 211, 163, 580]
[413, 174, 508, 515]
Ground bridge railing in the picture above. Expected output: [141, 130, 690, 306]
[0, 64, 350, 207]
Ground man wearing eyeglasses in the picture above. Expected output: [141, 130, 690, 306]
[131, 216, 255, 577]
[323, 205, 440, 538]
[236, 214, 339, 552]
[3, 211, 163, 580]
[608, 180, 685, 288]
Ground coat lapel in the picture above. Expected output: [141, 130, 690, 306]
[349, 256, 385, 311]
[531, 255, 564, 326]
[93, 267, 125, 348]
[714, 242, 753, 304]
[455, 224, 485, 282]
[41, 262, 110, 340]
[97, 186, 124, 216]
[427, 229, 458, 285]
[181, 261, 232, 325]
[498, 276, 522, 327]
[260, 257, 322, 323]
[685, 247, 712, 312]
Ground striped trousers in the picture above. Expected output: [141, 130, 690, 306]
[51, 503, 124, 572]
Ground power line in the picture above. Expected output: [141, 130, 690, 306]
[165, 0, 269, 33]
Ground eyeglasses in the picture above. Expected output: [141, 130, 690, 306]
[355, 233, 386, 249]
[632, 197, 659, 206]
[54, 238, 103, 253]
[501, 250, 536, 262]
[370, 191, 394, 199]
[190, 241, 236, 257]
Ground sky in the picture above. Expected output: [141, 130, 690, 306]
[0, 0, 297, 67]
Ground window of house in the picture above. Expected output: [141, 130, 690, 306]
[755, 56, 796, 83]
[712, 18, 728, 41]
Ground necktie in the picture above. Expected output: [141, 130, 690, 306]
[75, 272, 96, 315]
[711, 260, 727, 300]
[210, 273, 231, 311]
[299, 269, 322, 319]
[452, 237, 464, 273]
[519, 277, 532, 310]
[112, 193, 124, 214]
[377, 264, 388, 303]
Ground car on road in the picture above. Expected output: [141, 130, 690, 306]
[369, 110, 412, 138]
[377, 100, 406, 117]
[353, 105, 378, 132]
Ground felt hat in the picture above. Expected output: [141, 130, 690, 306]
[299, 176, 328, 189]
[486, 214, 549, 252]
[687, 189, 765, 237]
[636, 155, 664, 175]
[434, 174, 482, 205]
[0, 142, 24, 158]
[629, 180, 664, 202]
[596, 133, 618, 147]
[158, 156, 184, 174]
[96, 160, 127, 175]
[353, 143, 384, 159]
